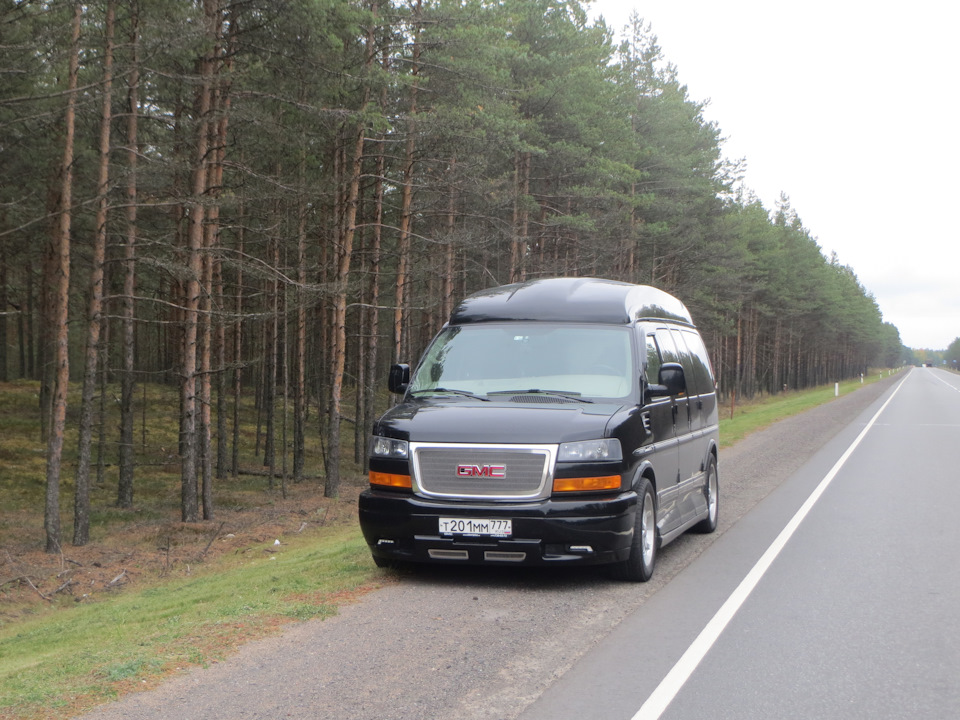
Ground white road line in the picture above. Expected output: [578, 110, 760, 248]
[631, 375, 909, 720]
[932, 372, 960, 393]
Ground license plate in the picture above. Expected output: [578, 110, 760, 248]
[439, 517, 512, 537]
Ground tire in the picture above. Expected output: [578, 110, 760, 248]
[372, 554, 407, 571]
[692, 455, 718, 534]
[611, 478, 657, 582]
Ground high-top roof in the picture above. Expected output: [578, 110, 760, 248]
[450, 277, 694, 326]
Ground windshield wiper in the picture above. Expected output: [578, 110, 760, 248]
[411, 387, 490, 401]
[486, 389, 592, 403]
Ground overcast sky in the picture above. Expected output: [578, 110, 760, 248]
[589, 0, 960, 350]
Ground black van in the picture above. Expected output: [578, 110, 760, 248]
[358, 277, 719, 581]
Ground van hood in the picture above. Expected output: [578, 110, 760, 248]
[374, 399, 625, 445]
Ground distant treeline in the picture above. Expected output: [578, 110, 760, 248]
[0, 0, 905, 549]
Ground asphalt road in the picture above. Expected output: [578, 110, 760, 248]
[81, 370, 911, 720]
[517, 367, 960, 720]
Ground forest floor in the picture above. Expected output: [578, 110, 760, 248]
[0, 479, 368, 623]
[0, 378, 373, 624]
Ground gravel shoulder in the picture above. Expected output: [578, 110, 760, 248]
[81, 375, 901, 720]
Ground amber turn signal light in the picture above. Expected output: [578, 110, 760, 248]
[369, 471, 412, 489]
[552, 475, 621, 493]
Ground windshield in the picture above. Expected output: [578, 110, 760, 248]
[408, 323, 636, 401]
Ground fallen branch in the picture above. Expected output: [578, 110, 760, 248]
[2, 550, 52, 602]
[23, 574, 52, 602]
[195, 521, 226, 561]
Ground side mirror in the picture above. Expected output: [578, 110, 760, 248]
[648, 362, 686, 398]
[388, 363, 410, 394]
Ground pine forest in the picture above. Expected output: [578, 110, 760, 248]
[0, 0, 906, 550]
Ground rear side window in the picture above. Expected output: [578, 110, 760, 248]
[666, 328, 699, 396]
[679, 330, 716, 395]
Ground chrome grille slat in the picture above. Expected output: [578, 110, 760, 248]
[411, 443, 555, 500]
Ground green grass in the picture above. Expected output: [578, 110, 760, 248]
[0, 526, 380, 719]
[718, 370, 896, 447]
[0, 377, 381, 718]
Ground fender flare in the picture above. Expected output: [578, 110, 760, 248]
[701, 437, 719, 473]
[629, 459, 657, 494]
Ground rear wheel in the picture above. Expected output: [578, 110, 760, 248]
[611, 478, 657, 582]
[692, 456, 718, 534]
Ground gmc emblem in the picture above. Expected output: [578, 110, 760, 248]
[457, 464, 506, 478]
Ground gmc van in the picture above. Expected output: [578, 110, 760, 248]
[358, 277, 719, 581]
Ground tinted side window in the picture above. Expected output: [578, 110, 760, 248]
[654, 329, 680, 364]
[680, 330, 715, 394]
[654, 329, 686, 396]
[667, 328, 699, 396]
[645, 334, 662, 384]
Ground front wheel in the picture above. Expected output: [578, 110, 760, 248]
[610, 478, 657, 582]
[372, 554, 408, 571]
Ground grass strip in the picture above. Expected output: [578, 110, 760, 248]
[0, 528, 378, 719]
[718, 371, 892, 447]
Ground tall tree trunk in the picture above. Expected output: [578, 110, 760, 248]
[510, 151, 531, 283]
[198, 0, 232, 518]
[264, 237, 279, 489]
[294, 157, 307, 483]
[215, 248, 227, 479]
[316, 153, 332, 450]
[231, 224, 243, 477]
[74, 0, 116, 546]
[118, 0, 140, 510]
[326, 124, 364, 498]
[45, 1, 82, 553]
[180, 0, 216, 523]
[443, 156, 457, 320]
[209, 3, 234, 485]
[273, 240, 282, 492]
[39, 229, 56, 442]
[393, 0, 420, 363]
[325, 2, 380, 498]
[281, 261, 289, 499]
[199, 229, 214, 519]
[361, 107, 386, 473]
[95, 317, 109, 488]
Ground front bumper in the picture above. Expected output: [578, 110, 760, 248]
[358, 489, 638, 566]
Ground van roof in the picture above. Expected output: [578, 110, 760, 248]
[450, 277, 694, 326]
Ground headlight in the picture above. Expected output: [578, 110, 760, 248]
[557, 438, 622, 463]
[371, 436, 409, 459]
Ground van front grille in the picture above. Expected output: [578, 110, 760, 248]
[411, 443, 554, 500]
